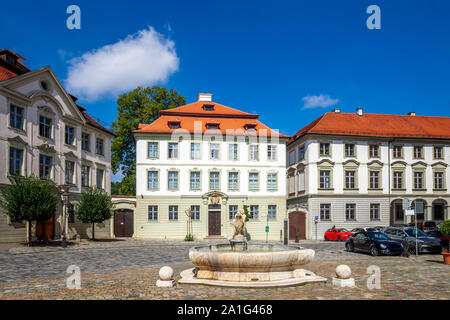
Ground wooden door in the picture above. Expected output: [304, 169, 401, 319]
[114, 210, 134, 237]
[36, 209, 55, 240]
[289, 211, 306, 241]
[208, 211, 221, 236]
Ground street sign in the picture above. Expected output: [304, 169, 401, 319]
[265, 226, 269, 233]
[405, 209, 415, 216]
[314, 216, 319, 221]
[402, 198, 410, 210]
[415, 201, 424, 214]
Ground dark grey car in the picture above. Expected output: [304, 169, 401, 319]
[383, 227, 442, 253]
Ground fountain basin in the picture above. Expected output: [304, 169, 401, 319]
[188, 243, 315, 282]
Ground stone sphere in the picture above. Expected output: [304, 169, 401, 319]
[335, 264, 352, 279]
[159, 266, 174, 281]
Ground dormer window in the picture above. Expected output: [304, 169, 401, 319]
[168, 121, 181, 129]
[202, 104, 215, 111]
[244, 124, 257, 132]
[5, 54, 16, 65]
[206, 123, 220, 130]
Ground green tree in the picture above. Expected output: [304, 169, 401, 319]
[0, 175, 58, 245]
[75, 187, 113, 240]
[440, 220, 450, 236]
[111, 86, 186, 195]
[111, 181, 122, 195]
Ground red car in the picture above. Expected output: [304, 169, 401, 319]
[324, 228, 354, 241]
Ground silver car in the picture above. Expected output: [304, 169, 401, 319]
[383, 227, 442, 253]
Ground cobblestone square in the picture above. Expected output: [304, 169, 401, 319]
[0, 239, 448, 300]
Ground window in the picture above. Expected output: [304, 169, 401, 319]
[65, 161, 75, 184]
[82, 133, 90, 151]
[414, 146, 423, 159]
[190, 171, 201, 190]
[369, 171, 379, 189]
[148, 171, 159, 190]
[395, 204, 404, 220]
[81, 165, 90, 187]
[393, 171, 403, 189]
[267, 173, 277, 191]
[319, 143, 330, 156]
[168, 171, 179, 190]
[249, 145, 259, 161]
[148, 206, 158, 221]
[414, 172, 424, 189]
[191, 143, 200, 159]
[345, 144, 355, 157]
[434, 172, 444, 189]
[319, 170, 331, 189]
[9, 147, 23, 175]
[393, 145, 402, 158]
[96, 169, 104, 189]
[370, 204, 380, 220]
[65, 126, 75, 145]
[191, 205, 200, 221]
[168, 143, 178, 159]
[39, 155, 52, 179]
[169, 205, 178, 220]
[68, 203, 75, 223]
[434, 147, 443, 159]
[148, 142, 158, 158]
[299, 146, 305, 160]
[345, 170, 356, 189]
[345, 204, 356, 221]
[228, 172, 238, 190]
[249, 205, 259, 220]
[369, 145, 379, 158]
[249, 172, 259, 190]
[245, 124, 256, 132]
[203, 105, 214, 111]
[206, 123, 219, 130]
[268, 205, 276, 220]
[39, 116, 52, 138]
[229, 144, 238, 160]
[229, 205, 238, 220]
[10, 105, 23, 129]
[210, 143, 220, 159]
[96, 138, 104, 156]
[209, 171, 220, 190]
[320, 204, 331, 220]
[288, 150, 296, 165]
[168, 121, 180, 129]
[267, 145, 277, 161]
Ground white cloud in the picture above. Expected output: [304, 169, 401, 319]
[302, 94, 339, 109]
[65, 27, 179, 101]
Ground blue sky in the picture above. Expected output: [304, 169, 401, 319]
[2, 0, 450, 137]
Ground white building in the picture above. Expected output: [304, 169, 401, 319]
[0, 49, 114, 242]
[286, 108, 450, 240]
[133, 93, 289, 240]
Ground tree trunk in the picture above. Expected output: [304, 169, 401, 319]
[92, 223, 95, 240]
[27, 221, 32, 246]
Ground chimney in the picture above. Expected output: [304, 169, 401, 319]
[333, 108, 341, 113]
[356, 107, 363, 116]
[197, 93, 212, 102]
[408, 112, 416, 116]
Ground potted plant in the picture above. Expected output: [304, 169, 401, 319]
[439, 220, 450, 264]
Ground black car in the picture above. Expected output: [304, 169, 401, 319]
[345, 231, 404, 256]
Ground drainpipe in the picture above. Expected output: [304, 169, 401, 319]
[388, 139, 392, 225]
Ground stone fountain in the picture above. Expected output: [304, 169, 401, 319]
[178, 209, 327, 287]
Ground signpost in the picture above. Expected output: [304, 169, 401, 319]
[414, 201, 424, 257]
[283, 218, 289, 245]
[314, 216, 319, 241]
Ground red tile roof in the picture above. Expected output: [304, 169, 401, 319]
[288, 112, 450, 144]
[135, 100, 288, 138]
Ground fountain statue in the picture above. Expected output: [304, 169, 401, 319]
[229, 209, 247, 251]
[178, 206, 327, 287]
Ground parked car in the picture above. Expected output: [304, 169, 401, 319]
[324, 228, 354, 241]
[422, 221, 438, 233]
[345, 231, 404, 256]
[351, 227, 376, 234]
[383, 227, 442, 253]
[426, 230, 450, 249]
[373, 226, 388, 232]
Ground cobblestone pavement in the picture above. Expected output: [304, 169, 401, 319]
[0, 239, 449, 300]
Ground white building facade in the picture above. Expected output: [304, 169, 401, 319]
[286, 108, 450, 240]
[134, 94, 289, 240]
[0, 49, 114, 242]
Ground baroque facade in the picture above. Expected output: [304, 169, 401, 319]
[0, 49, 114, 242]
[286, 108, 450, 240]
[133, 93, 288, 240]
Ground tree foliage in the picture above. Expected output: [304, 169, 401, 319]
[111, 86, 186, 195]
[0, 175, 58, 244]
[440, 220, 450, 236]
[75, 187, 113, 240]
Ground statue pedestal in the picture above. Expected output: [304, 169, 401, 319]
[230, 238, 247, 251]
